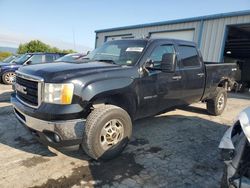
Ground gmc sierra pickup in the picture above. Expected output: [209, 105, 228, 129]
[11, 39, 237, 160]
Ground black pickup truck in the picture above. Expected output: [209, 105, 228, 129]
[11, 39, 237, 160]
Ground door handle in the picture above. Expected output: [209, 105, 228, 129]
[197, 73, 205, 77]
[172, 76, 182, 80]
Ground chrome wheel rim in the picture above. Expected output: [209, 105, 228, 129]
[217, 94, 225, 111]
[100, 119, 124, 151]
[5, 72, 16, 84]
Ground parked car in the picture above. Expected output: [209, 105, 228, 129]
[55, 53, 86, 63]
[11, 39, 237, 160]
[219, 107, 250, 188]
[0, 54, 20, 64]
[0, 52, 65, 84]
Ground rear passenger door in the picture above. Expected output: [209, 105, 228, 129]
[178, 45, 205, 104]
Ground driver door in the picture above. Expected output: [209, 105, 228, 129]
[137, 43, 184, 118]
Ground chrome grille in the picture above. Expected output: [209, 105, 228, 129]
[15, 72, 43, 108]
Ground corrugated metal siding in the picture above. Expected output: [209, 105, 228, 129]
[200, 15, 250, 61]
[96, 14, 250, 62]
[96, 21, 201, 47]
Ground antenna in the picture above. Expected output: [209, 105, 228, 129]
[72, 27, 76, 51]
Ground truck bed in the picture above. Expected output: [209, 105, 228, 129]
[202, 62, 237, 100]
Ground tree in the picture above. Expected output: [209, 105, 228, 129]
[17, 40, 76, 54]
[0, 52, 12, 61]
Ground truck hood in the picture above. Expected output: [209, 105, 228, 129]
[18, 61, 129, 82]
[0, 63, 12, 67]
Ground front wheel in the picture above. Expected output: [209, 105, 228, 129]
[82, 105, 132, 160]
[207, 87, 227, 116]
[2, 72, 16, 85]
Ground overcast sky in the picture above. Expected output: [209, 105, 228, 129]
[0, 0, 250, 52]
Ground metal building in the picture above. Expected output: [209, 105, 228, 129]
[95, 10, 250, 62]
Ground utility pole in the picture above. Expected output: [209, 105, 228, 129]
[72, 27, 76, 51]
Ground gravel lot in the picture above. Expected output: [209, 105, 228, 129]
[0, 84, 250, 188]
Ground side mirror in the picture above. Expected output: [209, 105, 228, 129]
[144, 59, 154, 69]
[25, 60, 32, 65]
[161, 53, 176, 72]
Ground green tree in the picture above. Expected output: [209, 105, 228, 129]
[17, 40, 76, 54]
[61, 49, 75, 53]
[0, 52, 12, 61]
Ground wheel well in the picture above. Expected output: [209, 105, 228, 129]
[90, 93, 137, 120]
[218, 79, 230, 89]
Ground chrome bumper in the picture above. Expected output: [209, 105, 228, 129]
[13, 105, 85, 146]
[219, 126, 235, 150]
[219, 124, 250, 188]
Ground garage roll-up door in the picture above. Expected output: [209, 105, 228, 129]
[150, 30, 195, 41]
[106, 35, 134, 42]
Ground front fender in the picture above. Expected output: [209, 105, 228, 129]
[81, 77, 134, 101]
[238, 107, 250, 143]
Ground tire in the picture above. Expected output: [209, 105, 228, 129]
[2, 72, 16, 85]
[206, 87, 227, 116]
[82, 105, 132, 160]
[221, 166, 229, 188]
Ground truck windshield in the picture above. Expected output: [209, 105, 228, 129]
[83, 40, 147, 66]
[13, 54, 31, 65]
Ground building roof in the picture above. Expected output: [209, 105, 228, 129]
[95, 10, 250, 33]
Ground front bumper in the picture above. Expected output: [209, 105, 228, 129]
[219, 124, 250, 188]
[11, 95, 85, 148]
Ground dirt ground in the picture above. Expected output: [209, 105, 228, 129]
[0, 84, 250, 188]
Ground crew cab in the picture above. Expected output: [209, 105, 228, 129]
[11, 39, 237, 160]
[0, 52, 65, 84]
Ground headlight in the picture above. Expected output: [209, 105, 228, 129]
[44, 83, 74, 104]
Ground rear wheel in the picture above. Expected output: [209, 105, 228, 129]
[207, 87, 227, 116]
[82, 105, 132, 160]
[2, 72, 16, 85]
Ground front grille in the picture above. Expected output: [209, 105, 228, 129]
[16, 74, 41, 107]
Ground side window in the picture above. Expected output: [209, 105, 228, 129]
[29, 55, 44, 64]
[179, 46, 200, 67]
[45, 54, 55, 62]
[149, 45, 175, 68]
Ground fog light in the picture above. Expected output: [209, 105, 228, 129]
[54, 134, 61, 143]
[43, 131, 61, 143]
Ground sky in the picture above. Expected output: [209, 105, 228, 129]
[0, 0, 250, 52]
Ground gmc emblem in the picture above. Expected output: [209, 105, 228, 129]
[15, 83, 27, 95]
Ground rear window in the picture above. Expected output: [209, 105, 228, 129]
[179, 46, 200, 67]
